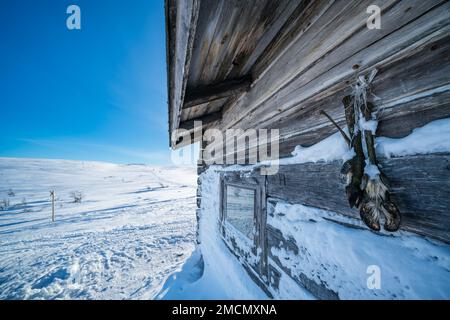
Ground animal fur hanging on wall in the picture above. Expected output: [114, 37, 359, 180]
[321, 70, 401, 232]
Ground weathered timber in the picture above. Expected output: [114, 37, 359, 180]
[187, 0, 297, 87]
[176, 0, 304, 135]
[222, 0, 448, 131]
[266, 154, 450, 243]
[166, 0, 200, 143]
[267, 226, 340, 300]
[251, 0, 332, 80]
[222, 0, 402, 128]
[181, 96, 228, 123]
[269, 29, 450, 157]
[179, 111, 222, 131]
[342, 95, 365, 211]
[236, 0, 305, 78]
[183, 76, 252, 109]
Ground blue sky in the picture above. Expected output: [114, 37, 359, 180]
[0, 0, 176, 165]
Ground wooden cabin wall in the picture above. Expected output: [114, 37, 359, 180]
[193, 0, 450, 299]
[199, 0, 450, 242]
[217, 156, 450, 299]
[216, 0, 450, 158]
[267, 154, 450, 243]
[262, 153, 450, 298]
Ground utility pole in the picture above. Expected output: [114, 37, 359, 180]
[50, 191, 55, 222]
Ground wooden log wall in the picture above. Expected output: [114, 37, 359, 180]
[190, 0, 450, 299]
[218, 153, 450, 244]
[214, 0, 450, 159]
[218, 153, 450, 298]
[267, 154, 450, 243]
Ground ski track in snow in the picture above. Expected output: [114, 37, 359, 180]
[0, 158, 197, 300]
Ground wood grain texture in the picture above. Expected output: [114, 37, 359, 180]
[181, 96, 228, 122]
[223, 0, 445, 129]
[183, 76, 252, 109]
[179, 110, 222, 131]
[174, 0, 312, 136]
[168, 0, 450, 151]
[266, 154, 450, 243]
[222, 22, 450, 157]
[188, 0, 297, 87]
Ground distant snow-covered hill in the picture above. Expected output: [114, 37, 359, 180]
[0, 157, 197, 299]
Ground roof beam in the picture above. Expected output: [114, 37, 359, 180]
[183, 76, 252, 109]
[172, 111, 222, 149]
[179, 111, 222, 131]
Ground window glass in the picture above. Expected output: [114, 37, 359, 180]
[225, 186, 255, 240]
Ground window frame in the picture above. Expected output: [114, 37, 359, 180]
[220, 172, 268, 279]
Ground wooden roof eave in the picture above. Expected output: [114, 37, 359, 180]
[165, 0, 200, 148]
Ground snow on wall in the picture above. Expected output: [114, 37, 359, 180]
[376, 117, 450, 158]
[205, 118, 450, 178]
[157, 168, 268, 299]
[290, 117, 450, 162]
[267, 200, 450, 299]
[195, 169, 316, 299]
[273, 117, 450, 167]
[283, 131, 351, 165]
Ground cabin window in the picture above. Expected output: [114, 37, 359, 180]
[220, 173, 268, 281]
[225, 185, 256, 240]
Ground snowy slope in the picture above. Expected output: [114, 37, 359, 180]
[0, 158, 197, 300]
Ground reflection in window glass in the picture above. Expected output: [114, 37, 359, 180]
[226, 186, 255, 240]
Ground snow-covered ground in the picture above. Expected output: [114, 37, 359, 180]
[0, 158, 197, 300]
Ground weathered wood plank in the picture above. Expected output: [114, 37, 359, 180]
[266, 154, 450, 243]
[205, 0, 265, 83]
[187, 0, 225, 87]
[222, 0, 447, 131]
[166, 0, 200, 142]
[377, 87, 450, 138]
[181, 96, 228, 122]
[236, 0, 305, 77]
[179, 110, 222, 131]
[251, 197, 340, 299]
[276, 87, 450, 157]
[186, 0, 299, 115]
[250, 0, 447, 129]
[220, 22, 450, 159]
[251, 0, 332, 79]
[222, 0, 385, 128]
[220, 172, 269, 281]
[183, 76, 252, 109]
[217, 85, 450, 163]
[219, 0, 297, 81]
